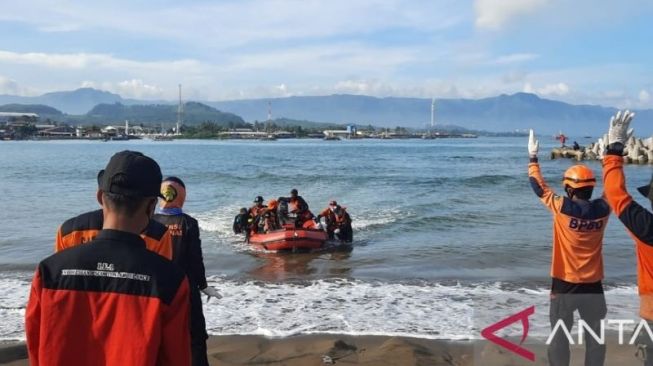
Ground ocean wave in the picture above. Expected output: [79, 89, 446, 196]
[0, 276, 640, 341]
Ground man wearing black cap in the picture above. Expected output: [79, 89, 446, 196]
[602, 111, 653, 365]
[249, 195, 267, 218]
[25, 151, 191, 366]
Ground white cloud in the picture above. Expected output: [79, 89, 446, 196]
[0, 75, 21, 95]
[0, 50, 202, 73]
[639, 89, 650, 103]
[0, 0, 465, 50]
[475, 0, 549, 30]
[523, 82, 569, 96]
[491, 53, 539, 65]
[79, 79, 164, 99]
[37, 24, 81, 33]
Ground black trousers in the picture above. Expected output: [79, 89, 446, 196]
[190, 287, 209, 366]
[548, 292, 607, 366]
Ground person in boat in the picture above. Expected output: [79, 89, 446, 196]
[260, 199, 281, 233]
[528, 129, 610, 366]
[279, 189, 315, 227]
[152, 176, 220, 366]
[249, 196, 267, 217]
[233, 207, 252, 234]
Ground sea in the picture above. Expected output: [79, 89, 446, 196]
[1, 137, 651, 341]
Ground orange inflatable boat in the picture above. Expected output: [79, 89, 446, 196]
[248, 224, 328, 251]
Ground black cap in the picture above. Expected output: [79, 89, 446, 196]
[163, 176, 185, 188]
[254, 196, 264, 203]
[291, 188, 298, 195]
[97, 150, 163, 198]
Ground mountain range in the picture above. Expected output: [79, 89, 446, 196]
[1, 88, 652, 135]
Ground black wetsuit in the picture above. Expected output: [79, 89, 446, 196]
[153, 212, 209, 366]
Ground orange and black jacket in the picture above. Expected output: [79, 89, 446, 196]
[603, 153, 653, 320]
[152, 213, 207, 290]
[55, 209, 173, 260]
[318, 208, 351, 228]
[26, 229, 191, 366]
[529, 159, 610, 292]
[249, 204, 267, 218]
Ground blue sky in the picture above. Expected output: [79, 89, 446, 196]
[0, 0, 652, 108]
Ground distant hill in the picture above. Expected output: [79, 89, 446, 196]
[0, 88, 122, 115]
[2, 88, 653, 135]
[83, 101, 244, 125]
[209, 93, 653, 135]
[0, 104, 63, 116]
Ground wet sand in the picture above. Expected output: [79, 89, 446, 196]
[0, 334, 641, 365]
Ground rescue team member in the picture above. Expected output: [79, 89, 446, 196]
[315, 200, 353, 242]
[331, 205, 353, 243]
[26, 150, 191, 365]
[249, 196, 267, 217]
[233, 207, 252, 234]
[55, 209, 174, 259]
[289, 188, 309, 215]
[315, 200, 338, 238]
[601, 110, 653, 365]
[153, 176, 220, 366]
[55, 169, 174, 259]
[528, 130, 610, 366]
[260, 199, 281, 233]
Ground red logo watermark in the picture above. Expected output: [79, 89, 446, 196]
[481, 306, 535, 361]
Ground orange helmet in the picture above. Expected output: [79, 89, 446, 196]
[563, 165, 596, 189]
[267, 199, 278, 210]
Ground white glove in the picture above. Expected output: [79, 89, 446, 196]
[528, 129, 539, 158]
[201, 286, 222, 301]
[597, 137, 606, 159]
[608, 110, 635, 146]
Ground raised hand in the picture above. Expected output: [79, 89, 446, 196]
[608, 110, 635, 147]
[528, 129, 539, 158]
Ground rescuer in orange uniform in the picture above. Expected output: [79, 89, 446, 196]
[26, 150, 191, 366]
[600, 110, 653, 365]
[528, 130, 610, 366]
[315, 200, 353, 242]
[55, 208, 174, 259]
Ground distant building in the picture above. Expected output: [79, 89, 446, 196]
[38, 125, 75, 137]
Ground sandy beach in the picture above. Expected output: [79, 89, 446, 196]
[0, 333, 641, 365]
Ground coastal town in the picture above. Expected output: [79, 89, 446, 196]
[0, 111, 479, 141]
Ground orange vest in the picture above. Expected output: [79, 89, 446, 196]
[529, 163, 609, 284]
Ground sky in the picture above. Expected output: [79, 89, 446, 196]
[0, 0, 652, 108]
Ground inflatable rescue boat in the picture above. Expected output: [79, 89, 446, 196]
[248, 224, 328, 251]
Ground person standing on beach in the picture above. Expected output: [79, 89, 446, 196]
[55, 208, 174, 259]
[153, 176, 220, 366]
[25, 150, 191, 365]
[601, 110, 653, 365]
[528, 130, 610, 366]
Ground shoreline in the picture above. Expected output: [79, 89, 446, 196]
[1, 333, 641, 365]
